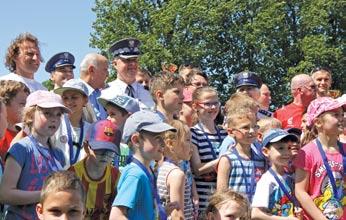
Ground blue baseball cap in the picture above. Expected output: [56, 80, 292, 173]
[234, 71, 262, 88]
[98, 95, 140, 114]
[109, 38, 141, 59]
[122, 110, 176, 143]
[262, 128, 298, 148]
[45, 52, 75, 73]
[54, 79, 88, 97]
[86, 120, 122, 155]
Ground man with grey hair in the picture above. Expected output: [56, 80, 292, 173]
[79, 53, 109, 120]
[274, 74, 316, 129]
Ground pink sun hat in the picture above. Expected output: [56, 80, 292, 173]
[306, 96, 346, 126]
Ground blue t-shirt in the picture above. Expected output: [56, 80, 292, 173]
[112, 162, 155, 220]
[5, 136, 65, 220]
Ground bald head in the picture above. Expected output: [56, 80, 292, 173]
[291, 74, 314, 91]
[79, 53, 109, 89]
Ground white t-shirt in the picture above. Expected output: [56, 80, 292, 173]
[252, 170, 296, 217]
[0, 73, 47, 92]
[50, 116, 90, 169]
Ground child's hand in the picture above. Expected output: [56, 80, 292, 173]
[192, 197, 199, 220]
[165, 201, 180, 215]
[294, 207, 303, 220]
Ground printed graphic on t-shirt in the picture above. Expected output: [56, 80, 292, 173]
[271, 193, 294, 216]
[313, 169, 344, 219]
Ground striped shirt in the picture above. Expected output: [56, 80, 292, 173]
[69, 159, 120, 220]
[224, 148, 266, 202]
[191, 124, 227, 211]
[157, 161, 194, 220]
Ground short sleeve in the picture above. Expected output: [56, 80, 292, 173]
[6, 142, 28, 168]
[252, 173, 271, 208]
[112, 174, 142, 209]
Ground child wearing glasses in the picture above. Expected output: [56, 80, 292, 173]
[190, 86, 227, 213]
[217, 109, 266, 202]
[68, 120, 121, 220]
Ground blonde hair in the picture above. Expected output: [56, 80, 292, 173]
[22, 106, 36, 130]
[164, 120, 190, 161]
[40, 170, 85, 204]
[257, 117, 282, 134]
[227, 111, 255, 128]
[192, 86, 218, 102]
[224, 93, 258, 116]
[205, 189, 250, 220]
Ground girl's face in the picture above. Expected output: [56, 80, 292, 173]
[318, 108, 344, 135]
[61, 90, 87, 115]
[0, 102, 8, 138]
[194, 92, 220, 121]
[175, 127, 193, 161]
[33, 107, 63, 137]
[207, 199, 247, 220]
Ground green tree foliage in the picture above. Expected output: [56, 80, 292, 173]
[90, 0, 345, 107]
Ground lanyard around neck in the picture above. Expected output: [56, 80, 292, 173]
[315, 138, 344, 200]
[233, 149, 256, 201]
[29, 135, 62, 171]
[197, 122, 221, 159]
[64, 115, 84, 165]
[268, 168, 299, 207]
[131, 157, 167, 220]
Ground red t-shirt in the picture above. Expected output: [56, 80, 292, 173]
[0, 129, 17, 161]
[274, 103, 305, 129]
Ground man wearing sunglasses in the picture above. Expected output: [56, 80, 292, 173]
[274, 74, 316, 129]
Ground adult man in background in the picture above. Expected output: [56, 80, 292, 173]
[274, 74, 316, 129]
[79, 53, 109, 121]
[45, 52, 75, 89]
[258, 84, 272, 111]
[0, 32, 46, 92]
[311, 67, 332, 98]
[102, 38, 154, 110]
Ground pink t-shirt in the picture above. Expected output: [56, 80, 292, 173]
[294, 140, 345, 220]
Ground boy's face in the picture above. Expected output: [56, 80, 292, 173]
[161, 84, 184, 113]
[93, 149, 116, 166]
[287, 139, 300, 156]
[6, 88, 28, 125]
[229, 116, 258, 146]
[36, 189, 85, 220]
[106, 105, 129, 128]
[61, 90, 87, 115]
[208, 199, 247, 220]
[262, 141, 292, 167]
[139, 131, 166, 161]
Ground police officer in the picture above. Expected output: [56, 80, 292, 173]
[234, 71, 272, 118]
[102, 38, 154, 110]
[45, 52, 75, 89]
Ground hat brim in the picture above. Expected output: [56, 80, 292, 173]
[88, 141, 120, 155]
[119, 54, 139, 59]
[55, 63, 76, 69]
[37, 103, 71, 114]
[140, 123, 176, 133]
[236, 83, 259, 89]
[54, 87, 87, 97]
[269, 133, 298, 144]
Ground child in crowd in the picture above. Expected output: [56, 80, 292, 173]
[110, 110, 176, 220]
[190, 87, 227, 212]
[205, 189, 250, 220]
[36, 171, 85, 220]
[52, 79, 90, 168]
[98, 94, 140, 168]
[136, 68, 151, 91]
[0, 90, 68, 219]
[294, 97, 345, 220]
[157, 119, 194, 219]
[179, 86, 198, 127]
[0, 97, 7, 218]
[69, 120, 121, 220]
[150, 71, 185, 122]
[219, 92, 259, 155]
[0, 80, 30, 161]
[252, 128, 302, 219]
[217, 111, 266, 202]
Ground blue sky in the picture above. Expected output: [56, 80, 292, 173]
[0, 1, 97, 82]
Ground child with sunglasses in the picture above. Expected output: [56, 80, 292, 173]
[69, 120, 121, 220]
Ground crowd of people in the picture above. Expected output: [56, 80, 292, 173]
[0, 32, 344, 220]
